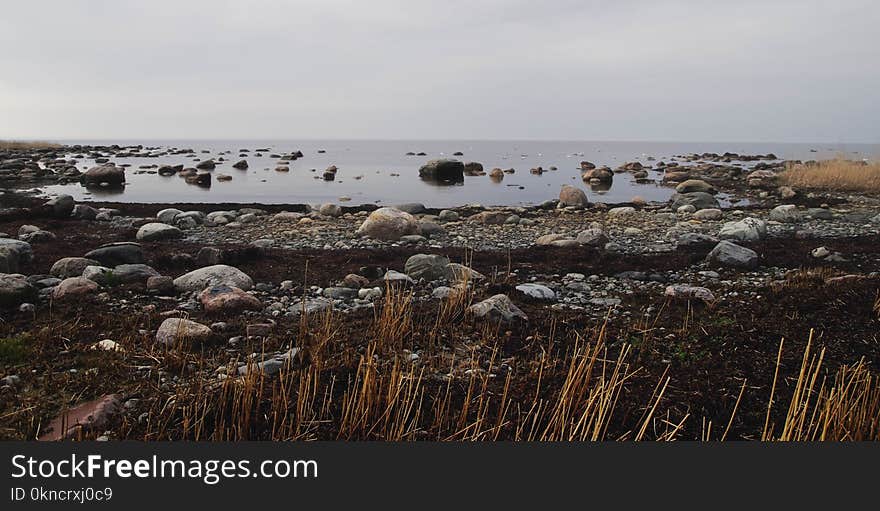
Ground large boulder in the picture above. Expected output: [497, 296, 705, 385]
[706, 241, 759, 268]
[719, 217, 767, 242]
[670, 192, 719, 211]
[356, 208, 419, 241]
[199, 285, 262, 314]
[0, 274, 37, 307]
[404, 254, 451, 280]
[155, 318, 213, 346]
[173, 265, 254, 292]
[81, 164, 125, 186]
[136, 223, 183, 241]
[52, 277, 99, 300]
[467, 294, 528, 324]
[559, 185, 589, 207]
[84, 242, 144, 266]
[50, 257, 100, 278]
[418, 159, 464, 182]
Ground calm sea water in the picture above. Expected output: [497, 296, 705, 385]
[39, 140, 880, 207]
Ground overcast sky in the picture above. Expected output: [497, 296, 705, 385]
[1, 0, 877, 142]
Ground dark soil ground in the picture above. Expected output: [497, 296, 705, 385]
[0, 214, 878, 441]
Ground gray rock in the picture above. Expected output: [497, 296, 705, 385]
[173, 265, 254, 292]
[157, 208, 184, 224]
[467, 294, 528, 324]
[676, 233, 719, 248]
[71, 204, 99, 220]
[0, 274, 38, 307]
[318, 203, 343, 217]
[670, 192, 719, 211]
[719, 217, 767, 242]
[155, 318, 212, 346]
[394, 203, 427, 215]
[85, 242, 144, 266]
[664, 285, 715, 303]
[769, 204, 801, 223]
[404, 254, 451, 280]
[356, 208, 420, 241]
[112, 264, 160, 283]
[516, 283, 556, 300]
[323, 287, 359, 300]
[136, 223, 183, 241]
[383, 270, 414, 284]
[42, 195, 75, 218]
[290, 299, 332, 317]
[706, 241, 759, 268]
[576, 228, 608, 247]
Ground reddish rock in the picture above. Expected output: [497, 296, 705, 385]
[38, 394, 121, 441]
[52, 277, 99, 300]
[199, 285, 262, 314]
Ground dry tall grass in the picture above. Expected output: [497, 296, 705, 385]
[763, 332, 880, 441]
[0, 140, 61, 150]
[781, 159, 880, 193]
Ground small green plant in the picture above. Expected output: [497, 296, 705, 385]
[0, 334, 31, 365]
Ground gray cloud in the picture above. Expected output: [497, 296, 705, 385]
[1, 0, 877, 142]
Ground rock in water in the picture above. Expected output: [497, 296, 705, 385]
[418, 159, 464, 183]
[155, 318, 213, 346]
[173, 265, 254, 292]
[356, 207, 420, 241]
[706, 241, 759, 268]
[468, 294, 528, 324]
[559, 185, 589, 207]
[136, 223, 183, 241]
[81, 164, 125, 186]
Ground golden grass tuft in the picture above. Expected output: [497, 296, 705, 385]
[781, 159, 880, 193]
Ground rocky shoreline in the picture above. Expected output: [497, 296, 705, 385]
[1, 146, 878, 441]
